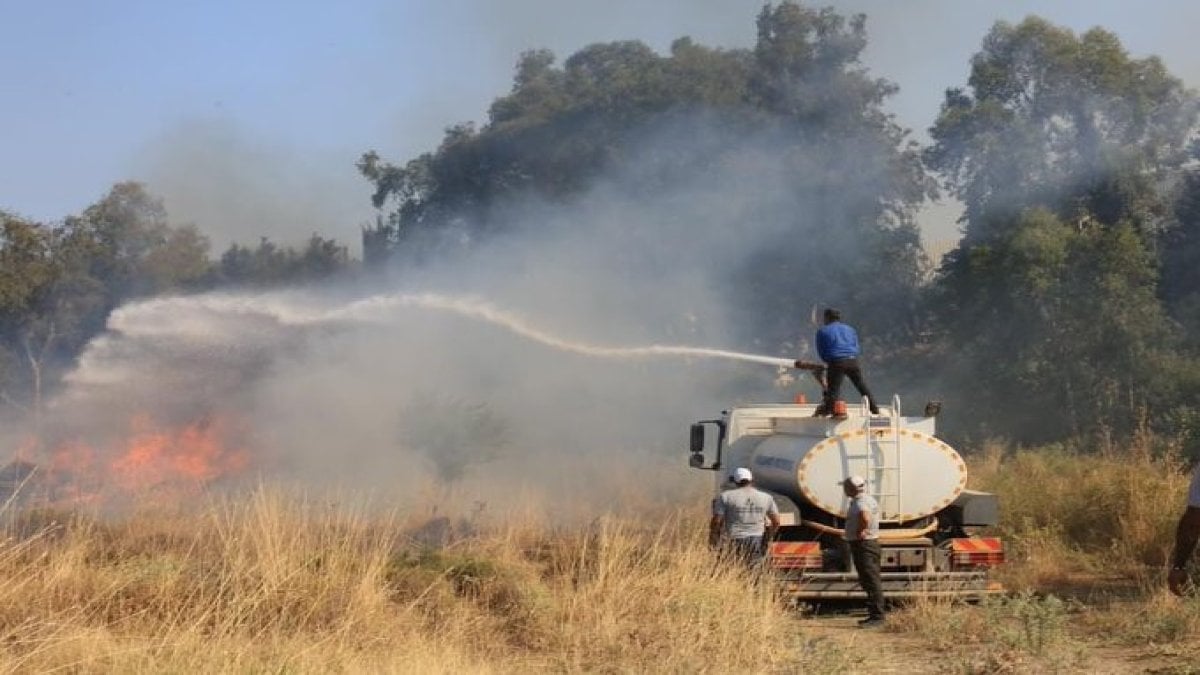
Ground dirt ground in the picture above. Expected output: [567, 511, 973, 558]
[797, 607, 1200, 674]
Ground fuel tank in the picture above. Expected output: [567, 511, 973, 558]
[726, 405, 968, 522]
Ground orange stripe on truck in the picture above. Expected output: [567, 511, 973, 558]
[769, 541, 821, 569]
[949, 538, 1004, 567]
[949, 539, 971, 552]
[950, 538, 1001, 552]
[770, 542, 819, 555]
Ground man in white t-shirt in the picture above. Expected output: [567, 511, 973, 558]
[710, 467, 781, 565]
[843, 475, 885, 626]
[1168, 467, 1200, 595]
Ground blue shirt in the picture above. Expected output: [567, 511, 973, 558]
[815, 321, 860, 363]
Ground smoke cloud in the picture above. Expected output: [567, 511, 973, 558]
[131, 118, 372, 252]
[25, 1, 1199, 514]
[35, 107, 921, 514]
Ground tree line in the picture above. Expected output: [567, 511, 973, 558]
[0, 182, 353, 425]
[356, 3, 1200, 447]
[5, 2, 1200, 449]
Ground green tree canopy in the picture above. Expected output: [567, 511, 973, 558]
[66, 182, 211, 301]
[1160, 142, 1200, 343]
[1, 184, 214, 427]
[0, 212, 105, 427]
[217, 235, 351, 287]
[932, 210, 1172, 439]
[927, 17, 1197, 242]
[359, 1, 933, 353]
[924, 17, 1200, 441]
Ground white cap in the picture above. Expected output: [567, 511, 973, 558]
[844, 475, 866, 488]
[732, 467, 754, 483]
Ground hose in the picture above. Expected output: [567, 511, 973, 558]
[801, 520, 937, 540]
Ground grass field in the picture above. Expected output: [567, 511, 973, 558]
[1, 435, 1199, 673]
[885, 433, 1200, 673]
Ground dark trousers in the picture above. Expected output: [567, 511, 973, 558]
[849, 539, 885, 619]
[823, 358, 879, 414]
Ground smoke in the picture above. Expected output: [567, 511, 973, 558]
[44, 289, 763, 509]
[110, 2, 1200, 260]
[381, 1, 1200, 250]
[34, 107, 922, 512]
[12, 3, 959, 514]
[131, 118, 371, 252]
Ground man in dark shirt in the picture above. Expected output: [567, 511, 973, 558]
[1168, 466, 1200, 595]
[815, 308, 880, 417]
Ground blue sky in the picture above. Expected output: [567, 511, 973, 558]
[2, 1, 1198, 250]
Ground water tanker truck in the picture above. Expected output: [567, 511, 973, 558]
[688, 395, 1004, 600]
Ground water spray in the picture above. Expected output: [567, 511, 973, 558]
[328, 293, 797, 368]
[95, 291, 797, 370]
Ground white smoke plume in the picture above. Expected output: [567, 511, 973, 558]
[37, 137, 841, 512]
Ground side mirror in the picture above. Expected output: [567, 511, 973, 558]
[687, 419, 725, 471]
[924, 400, 942, 417]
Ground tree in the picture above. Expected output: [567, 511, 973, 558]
[217, 235, 351, 286]
[726, 3, 933, 350]
[1160, 143, 1200, 343]
[0, 213, 104, 430]
[399, 393, 510, 484]
[359, 2, 932, 355]
[359, 3, 929, 249]
[67, 182, 211, 301]
[140, 225, 212, 292]
[931, 210, 1171, 439]
[924, 17, 1199, 441]
[927, 18, 1197, 243]
[0, 213, 55, 422]
[0, 184, 217, 432]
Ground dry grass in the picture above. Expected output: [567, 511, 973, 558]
[0, 487, 847, 674]
[885, 591, 1091, 673]
[4, 435, 1200, 672]
[883, 435, 1200, 672]
[967, 434, 1190, 589]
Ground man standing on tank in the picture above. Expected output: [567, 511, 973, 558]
[844, 475, 886, 627]
[815, 308, 880, 416]
[710, 467, 781, 566]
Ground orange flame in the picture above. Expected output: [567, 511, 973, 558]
[109, 415, 250, 490]
[22, 414, 252, 506]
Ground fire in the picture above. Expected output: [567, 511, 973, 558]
[9, 414, 253, 507]
[109, 414, 250, 490]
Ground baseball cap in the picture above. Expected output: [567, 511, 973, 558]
[732, 467, 754, 483]
[844, 475, 866, 488]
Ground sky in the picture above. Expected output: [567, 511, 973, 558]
[2, 0, 1199, 252]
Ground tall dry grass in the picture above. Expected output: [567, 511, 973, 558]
[4, 434, 1200, 672]
[887, 432, 1200, 667]
[0, 488, 843, 674]
[966, 432, 1191, 588]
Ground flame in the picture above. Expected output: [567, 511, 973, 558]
[109, 414, 249, 489]
[15, 414, 253, 507]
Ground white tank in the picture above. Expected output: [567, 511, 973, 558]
[729, 407, 968, 523]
